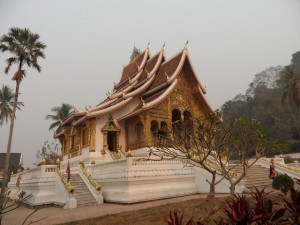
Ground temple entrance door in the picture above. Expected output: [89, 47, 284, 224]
[107, 131, 117, 152]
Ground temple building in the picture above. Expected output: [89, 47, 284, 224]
[9, 44, 240, 208]
[54, 43, 213, 164]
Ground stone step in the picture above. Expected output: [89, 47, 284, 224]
[77, 198, 97, 203]
[64, 174, 97, 207]
[77, 202, 98, 207]
[77, 199, 97, 203]
[229, 164, 277, 193]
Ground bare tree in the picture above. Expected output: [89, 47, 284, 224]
[0, 189, 46, 225]
[148, 111, 271, 196]
[35, 140, 60, 165]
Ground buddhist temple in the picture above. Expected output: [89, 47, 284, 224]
[8, 44, 243, 208]
[54, 43, 213, 163]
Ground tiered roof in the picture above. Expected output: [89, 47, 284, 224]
[56, 44, 212, 136]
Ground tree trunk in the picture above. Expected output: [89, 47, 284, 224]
[208, 171, 216, 198]
[230, 185, 235, 194]
[0, 79, 20, 198]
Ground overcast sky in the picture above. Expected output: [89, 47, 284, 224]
[0, 0, 299, 167]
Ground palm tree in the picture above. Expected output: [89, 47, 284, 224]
[46, 103, 73, 130]
[277, 65, 300, 136]
[0, 85, 23, 126]
[0, 27, 46, 198]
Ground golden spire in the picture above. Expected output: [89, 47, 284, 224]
[165, 72, 170, 79]
[185, 40, 189, 49]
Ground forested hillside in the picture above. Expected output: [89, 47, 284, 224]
[221, 51, 300, 154]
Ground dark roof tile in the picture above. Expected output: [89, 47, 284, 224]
[0, 153, 22, 168]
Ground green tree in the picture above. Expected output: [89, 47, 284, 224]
[277, 64, 300, 137]
[46, 102, 73, 130]
[0, 27, 46, 198]
[0, 85, 23, 126]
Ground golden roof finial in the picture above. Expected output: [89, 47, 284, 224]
[165, 72, 170, 79]
[145, 69, 150, 77]
[185, 40, 189, 49]
[136, 63, 140, 70]
[141, 97, 145, 106]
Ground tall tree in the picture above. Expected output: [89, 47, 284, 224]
[46, 103, 73, 130]
[0, 85, 23, 126]
[0, 27, 46, 198]
[277, 64, 300, 136]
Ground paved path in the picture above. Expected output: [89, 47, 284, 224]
[2, 194, 229, 225]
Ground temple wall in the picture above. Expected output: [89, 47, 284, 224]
[8, 165, 76, 209]
[89, 157, 198, 203]
[95, 98, 141, 154]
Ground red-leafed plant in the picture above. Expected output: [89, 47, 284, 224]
[250, 187, 287, 225]
[222, 194, 255, 224]
[284, 178, 300, 224]
[221, 187, 287, 225]
[164, 211, 194, 225]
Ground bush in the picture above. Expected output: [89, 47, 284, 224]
[284, 178, 300, 224]
[272, 174, 294, 194]
[221, 187, 287, 225]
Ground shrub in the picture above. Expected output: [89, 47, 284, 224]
[284, 178, 300, 225]
[221, 187, 287, 225]
[164, 211, 194, 225]
[272, 174, 294, 194]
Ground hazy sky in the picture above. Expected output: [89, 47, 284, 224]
[0, 0, 299, 167]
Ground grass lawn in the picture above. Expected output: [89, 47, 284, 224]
[57, 197, 228, 225]
[57, 192, 288, 225]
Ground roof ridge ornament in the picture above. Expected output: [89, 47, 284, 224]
[141, 97, 145, 106]
[165, 72, 170, 81]
[72, 107, 78, 113]
[147, 42, 150, 48]
[185, 40, 189, 49]
[162, 43, 165, 49]
[146, 69, 151, 78]
[136, 63, 140, 70]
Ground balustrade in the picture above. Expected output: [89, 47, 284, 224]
[80, 165, 101, 191]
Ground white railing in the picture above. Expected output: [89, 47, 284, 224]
[258, 158, 300, 179]
[45, 165, 57, 173]
[131, 158, 183, 166]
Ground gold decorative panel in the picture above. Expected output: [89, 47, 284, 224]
[89, 119, 96, 151]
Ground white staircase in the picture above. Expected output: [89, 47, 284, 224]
[232, 164, 273, 192]
[67, 174, 98, 207]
